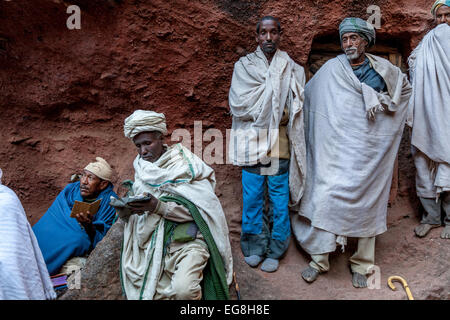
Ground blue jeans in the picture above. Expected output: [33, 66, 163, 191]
[240, 159, 290, 259]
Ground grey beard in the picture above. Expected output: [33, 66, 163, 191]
[345, 47, 360, 61]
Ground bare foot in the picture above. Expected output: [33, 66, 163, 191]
[414, 223, 440, 238]
[301, 266, 320, 283]
[352, 272, 367, 288]
[441, 225, 450, 239]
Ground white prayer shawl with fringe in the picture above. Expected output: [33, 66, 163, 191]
[120, 144, 233, 300]
[407, 23, 450, 196]
[228, 46, 306, 208]
[291, 54, 411, 255]
[0, 183, 56, 300]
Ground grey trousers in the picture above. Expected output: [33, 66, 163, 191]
[309, 237, 376, 275]
[419, 193, 450, 226]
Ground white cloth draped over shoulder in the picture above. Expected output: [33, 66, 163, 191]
[407, 24, 450, 196]
[291, 54, 412, 255]
[120, 144, 233, 300]
[228, 46, 306, 208]
[0, 178, 56, 300]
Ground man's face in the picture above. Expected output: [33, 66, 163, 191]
[341, 32, 367, 62]
[133, 131, 165, 163]
[256, 19, 281, 55]
[80, 169, 108, 198]
[436, 5, 450, 25]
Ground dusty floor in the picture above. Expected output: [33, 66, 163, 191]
[230, 197, 449, 300]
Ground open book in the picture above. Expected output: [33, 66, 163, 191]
[70, 199, 101, 218]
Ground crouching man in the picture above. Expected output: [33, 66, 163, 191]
[118, 110, 233, 300]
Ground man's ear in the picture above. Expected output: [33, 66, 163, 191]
[99, 180, 109, 191]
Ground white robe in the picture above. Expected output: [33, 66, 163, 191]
[228, 46, 306, 209]
[0, 182, 56, 300]
[120, 144, 233, 300]
[407, 23, 450, 197]
[292, 54, 411, 254]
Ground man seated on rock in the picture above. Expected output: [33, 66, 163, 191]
[0, 168, 56, 299]
[291, 17, 411, 288]
[408, 0, 450, 239]
[33, 157, 118, 275]
[117, 110, 233, 300]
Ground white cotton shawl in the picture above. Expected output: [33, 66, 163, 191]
[228, 46, 306, 208]
[292, 53, 411, 254]
[0, 183, 56, 300]
[407, 24, 450, 196]
[120, 144, 233, 300]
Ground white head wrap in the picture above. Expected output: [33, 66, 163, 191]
[431, 0, 450, 16]
[84, 157, 113, 182]
[123, 110, 168, 140]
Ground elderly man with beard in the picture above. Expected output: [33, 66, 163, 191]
[291, 17, 411, 288]
[408, 0, 450, 239]
[33, 157, 118, 275]
[117, 110, 233, 300]
[228, 16, 306, 273]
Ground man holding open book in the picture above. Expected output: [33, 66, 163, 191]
[33, 157, 118, 275]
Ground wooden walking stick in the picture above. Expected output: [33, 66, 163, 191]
[233, 272, 241, 300]
[388, 276, 414, 300]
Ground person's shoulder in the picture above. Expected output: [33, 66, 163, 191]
[60, 181, 80, 196]
[235, 49, 260, 67]
[0, 184, 20, 204]
[366, 53, 401, 72]
[433, 23, 450, 37]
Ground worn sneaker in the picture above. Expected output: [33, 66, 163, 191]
[244, 255, 263, 268]
[261, 258, 279, 273]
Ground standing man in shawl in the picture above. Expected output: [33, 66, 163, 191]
[0, 168, 56, 300]
[409, 1, 450, 239]
[33, 157, 118, 275]
[291, 17, 411, 287]
[118, 110, 233, 300]
[228, 16, 306, 273]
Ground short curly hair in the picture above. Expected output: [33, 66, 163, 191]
[256, 16, 281, 34]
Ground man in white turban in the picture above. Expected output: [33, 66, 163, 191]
[0, 168, 56, 299]
[33, 157, 118, 276]
[408, 0, 450, 239]
[117, 109, 233, 300]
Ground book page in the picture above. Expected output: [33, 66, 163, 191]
[70, 199, 101, 218]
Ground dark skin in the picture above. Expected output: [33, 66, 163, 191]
[127, 131, 167, 215]
[341, 32, 368, 65]
[75, 169, 109, 240]
[436, 5, 450, 25]
[256, 19, 282, 64]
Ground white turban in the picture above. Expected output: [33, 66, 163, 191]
[123, 110, 168, 139]
[84, 157, 113, 182]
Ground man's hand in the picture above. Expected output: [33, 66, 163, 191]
[127, 194, 159, 215]
[75, 211, 96, 240]
[75, 211, 92, 225]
